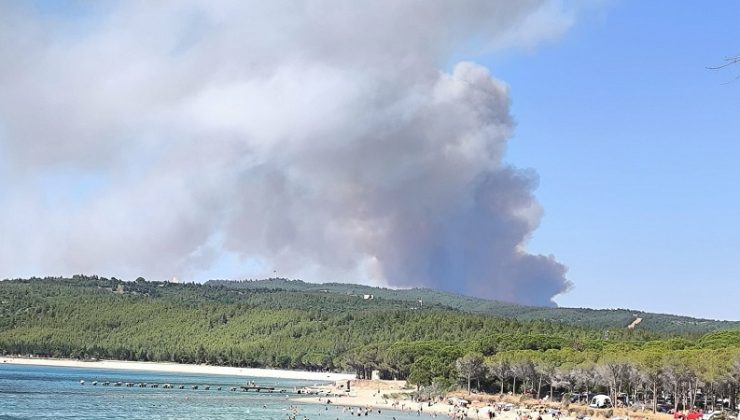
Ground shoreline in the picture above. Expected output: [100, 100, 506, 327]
[1, 356, 355, 382]
[293, 394, 456, 417]
[291, 379, 457, 417]
[291, 380, 677, 420]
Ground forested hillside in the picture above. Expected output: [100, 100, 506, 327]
[1, 276, 647, 368]
[208, 279, 740, 334]
[3, 275, 740, 406]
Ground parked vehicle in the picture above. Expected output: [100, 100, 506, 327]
[590, 395, 613, 408]
[703, 411, 736, 420]
[572, 392, 596, 404]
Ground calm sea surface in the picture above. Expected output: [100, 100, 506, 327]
[0, 363, 425, 420]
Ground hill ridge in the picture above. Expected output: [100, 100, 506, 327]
[207, 278, 740, 334]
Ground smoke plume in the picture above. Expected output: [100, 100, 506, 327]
[0, 1, 573, 305]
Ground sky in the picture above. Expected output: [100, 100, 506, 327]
[0, 1, 738, 320]
[482, 1, 740, 319]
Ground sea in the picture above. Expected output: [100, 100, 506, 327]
[0, 363, 427, 419]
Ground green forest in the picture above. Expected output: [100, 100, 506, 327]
[209, 278, 740, 335]
[3, 276, 740, 412]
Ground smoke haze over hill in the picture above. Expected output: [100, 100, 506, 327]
[0, 1, 574, 305]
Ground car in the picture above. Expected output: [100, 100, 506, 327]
[590, 395, 613, 409]
[572, 392, 596, 404]
[703, 411, 737, 420]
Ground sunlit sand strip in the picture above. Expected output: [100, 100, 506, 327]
[1, 357, 354, 381]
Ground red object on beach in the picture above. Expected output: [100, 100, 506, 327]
[687, 412, 702, 420]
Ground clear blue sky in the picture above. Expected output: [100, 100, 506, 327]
[482, 1, 740, 319]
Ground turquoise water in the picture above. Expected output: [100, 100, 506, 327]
[0, 364, 423, 419]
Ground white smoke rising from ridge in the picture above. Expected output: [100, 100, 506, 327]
[0, 1, 573, 305]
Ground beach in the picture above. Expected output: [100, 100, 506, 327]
[1, 363, 428, 419]
[2, 358, 678, 420]
[1, 356, 354, 382]
[292, 379, 677, 420]
[292, 379, 496, 418]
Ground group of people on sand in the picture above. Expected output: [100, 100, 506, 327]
[305, 400, 388, 419]
[306, 390, 571, 420]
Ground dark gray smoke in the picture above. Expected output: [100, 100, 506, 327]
[0, 1, 574, 305]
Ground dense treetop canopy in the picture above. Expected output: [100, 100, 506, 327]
[3, 275, 740, 406]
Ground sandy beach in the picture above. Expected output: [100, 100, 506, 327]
[1, 356, 355, 382]
[4, 357, 678, 420]
[292, 379, 676, 420]
[296, 388, 549, 419]
[293, 379, 495, 418]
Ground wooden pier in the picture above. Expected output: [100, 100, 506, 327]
[79, 379, 283, 393]
[240, 385, 275, 392]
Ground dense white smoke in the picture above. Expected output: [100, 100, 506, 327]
[0, 1, 573, 305]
